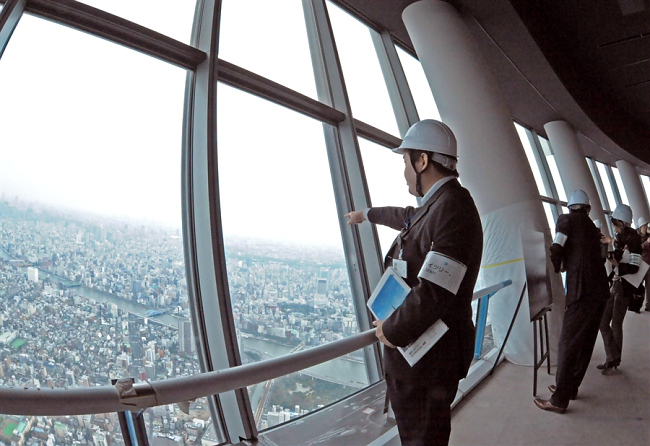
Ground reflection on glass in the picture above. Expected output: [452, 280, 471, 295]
[543, 202, 557, 233]
[0, 15, 210, 443]
[515, 123, 548, 197]
[538, 137, 567, 201]
[395, 46, 441, 122]
[216, 84, 371, 431]
[358, 138, 417, 255]
[219, 0, 317, 99]
[611, 166, 629, 206]
[596, 162, 617, 211]
[76, 0, 196, 44]
[327, 1, 399, 136]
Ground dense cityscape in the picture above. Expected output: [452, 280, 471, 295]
[0, 198, 366, 445]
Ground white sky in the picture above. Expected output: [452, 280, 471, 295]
[0, 0, 439, 248]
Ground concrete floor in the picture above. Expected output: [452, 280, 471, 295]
[450, 309, 650, 446]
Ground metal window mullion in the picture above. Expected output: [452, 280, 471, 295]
[183, 0, 254, 442]
[23, 0, 205, 70]
[605, 164, 622, 206]
[371, 29, 419, 137]
[0, 0, 24, 59]
[216, 58, 345, 125]
[303, 0, 382, 384]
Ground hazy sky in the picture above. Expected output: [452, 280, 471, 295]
[0, 0, 439, 249]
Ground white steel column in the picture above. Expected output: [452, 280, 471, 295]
[402, 0, 562, 365]
[544, 120, 610, 236]
[616, 159, 650, 225]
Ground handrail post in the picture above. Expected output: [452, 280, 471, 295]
[117, 411, 134, 446]
[134, 410, 150, 446]
[474, 292, 495, 359]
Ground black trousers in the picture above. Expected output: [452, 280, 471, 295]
[550, 296, 607, 408]
[386, 375, 459, 446]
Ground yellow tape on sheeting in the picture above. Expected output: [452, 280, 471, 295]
[482, 258, 524, 269]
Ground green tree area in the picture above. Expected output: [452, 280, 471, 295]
[267, 373, 355, 412]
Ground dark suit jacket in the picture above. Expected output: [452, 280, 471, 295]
[368, 178, 483, 382]
[550, 212, 610, 306]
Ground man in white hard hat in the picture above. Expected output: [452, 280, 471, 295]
[598, 204, 642, 373]
[634, 216, 650, 312]
[534, 190, 610, 414]
[345, 119, 482, 445]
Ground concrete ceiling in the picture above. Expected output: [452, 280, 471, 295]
[333, 0, 650, 171]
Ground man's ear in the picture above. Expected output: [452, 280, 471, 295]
[417, 152, 430, 174]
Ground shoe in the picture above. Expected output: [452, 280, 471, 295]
[534, 398, 566, 414]
[548, 385, 578, 400]
[598, 359, 620, 375]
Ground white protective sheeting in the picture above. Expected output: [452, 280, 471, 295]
[478, 200, 565, 366]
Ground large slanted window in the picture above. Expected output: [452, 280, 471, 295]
[641, 174, 650, 208]
[75, 0, 197, 44]
[216, 84, 373, 431]
[0, 13, 206, 442]
[611, 166, 630, 206]
[395, 46, 441, 121]
[219, 0, 318, 99]
[595, 161, 618, 211]
[358, 138, 417, 255]
[327, 1, 399, 136]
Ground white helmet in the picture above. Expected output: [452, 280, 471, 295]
[611, 204, 633, 226]
[393, 120, 457, 170]
[637, 216, 648, 228]
[567, 190, 589, 209]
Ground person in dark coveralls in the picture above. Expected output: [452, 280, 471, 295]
[534, 190, 610, 414]
[345, 119, 482, 445]
[597, 204, 642, 373]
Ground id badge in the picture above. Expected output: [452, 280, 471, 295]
[392, 259, 408, 278]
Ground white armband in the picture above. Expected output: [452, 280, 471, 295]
[418, 251, 467, 295]
[628, 252, 642, 267]
[553, 232, 568, 246]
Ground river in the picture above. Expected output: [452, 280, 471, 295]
[1, 247, 370, 387]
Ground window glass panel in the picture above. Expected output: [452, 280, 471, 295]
[395, 46, 441, 121]
[543, 202, 557, 233]
[538, 137, 567, 202]
[611, 166, 629, 206]
[77, 0, 196, 44]
[587, 157, 609, 211]
[327, 2, 399, 136]
[0, 14, 211, 441]
[358, 138, 417, 255]
[216, 83, 372, 431]
[562, 205, 570, 214]
[514, 123, 548, 197]
[596, 162, 617, 210]
[219, 0, 317, 99]
[641, 175, 650, 208]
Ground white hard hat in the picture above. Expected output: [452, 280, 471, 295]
[637, 216, 648, 228]
[567, 190, 589, 208]
[611, 204, 633, 225]
[393, 119, 457, 158]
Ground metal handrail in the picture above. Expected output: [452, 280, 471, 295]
[0, 282, 511, 416]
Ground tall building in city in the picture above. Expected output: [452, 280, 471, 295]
[178, 318, 195, 354]
[27, 266, 38, 282]
[317, 278, 327, 295]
